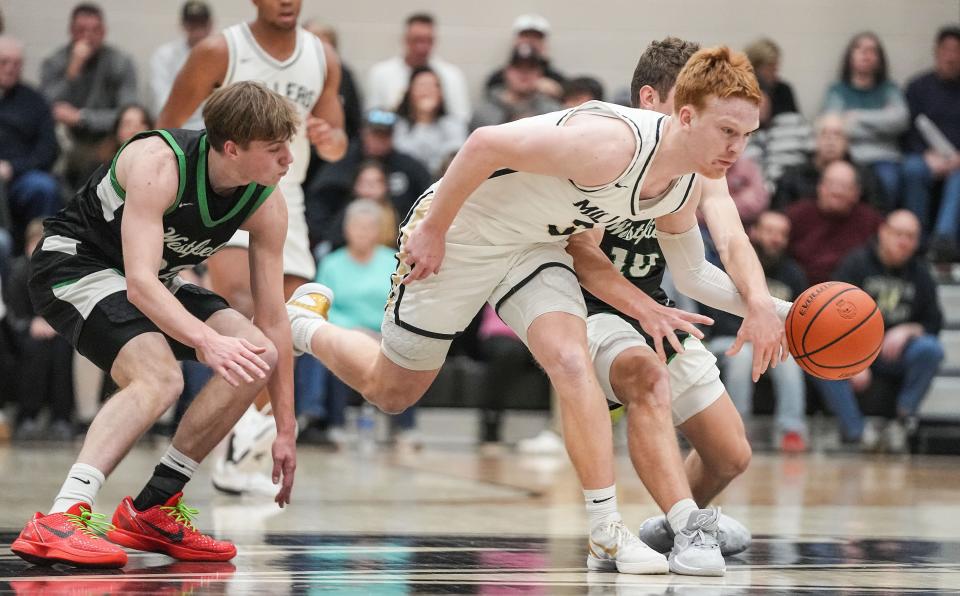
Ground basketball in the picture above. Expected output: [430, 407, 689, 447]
[785, 282, 885, 380]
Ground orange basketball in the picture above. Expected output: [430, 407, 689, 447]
[785, 282, 885, 380]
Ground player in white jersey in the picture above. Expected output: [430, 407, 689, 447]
[158, 0, 347, 497]
[287, 47, 784, 575]
[567, 38, 792, 576]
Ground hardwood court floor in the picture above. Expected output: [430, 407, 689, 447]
[1, 442, 959, 593]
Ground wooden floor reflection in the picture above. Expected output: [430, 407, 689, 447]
[2, 444, 959, 593]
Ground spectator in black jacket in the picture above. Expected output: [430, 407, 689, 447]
[813, 210, 944, 452]
[0, 36, 61, 251]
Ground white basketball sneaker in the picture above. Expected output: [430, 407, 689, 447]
[668, 508, 726, 576]
[587, 519, 669, 574]
[286, 283, 334, 356]
[639, 512, 751, 556]
[212, 405, 277, 497]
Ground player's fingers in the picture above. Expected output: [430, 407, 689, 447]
[666, 330, 684, 355]
[683, 311, 714, 326]
[654, 335, 667, 363]
[219, 366, 240, 387]
[679, 320, 704, 340]
[236, 356, 267, 380]
[726, 335, 745, 356]
[230, 361, 255, 383]
[240, 338, 267, 354]
[781, 335, 790, 361]
[241, 349, 271, 374]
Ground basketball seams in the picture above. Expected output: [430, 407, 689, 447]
[795, 304, 882, 361]
[799, 285, 858, 355]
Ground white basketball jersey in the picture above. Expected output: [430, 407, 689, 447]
[413, 101, 697, 246]
[222, 22, 326, 186]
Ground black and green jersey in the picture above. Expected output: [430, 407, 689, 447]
[42, 128, 274, 282]
[583, 217, 673, 316]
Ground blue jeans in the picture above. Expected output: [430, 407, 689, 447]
[872, 160, 903, 206]
[902, 153, 960, 238]
[708, 336, 808, 435]
[9, 170, 61, 223]
[294, 354, 328, 420]
[813, 333, 944, 440]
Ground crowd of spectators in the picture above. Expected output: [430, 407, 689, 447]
[0, 2, 956, 454]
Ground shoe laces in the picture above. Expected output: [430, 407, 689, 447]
[604, 520, 642, 549]
[64, 509, 115, 538]
[683, 508, 720, 548]
[160, 500, 199, 531]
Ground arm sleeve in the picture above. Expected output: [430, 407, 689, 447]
[657, 225, 792, 321]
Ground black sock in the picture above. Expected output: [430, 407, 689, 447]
[132, 463, 190, 511]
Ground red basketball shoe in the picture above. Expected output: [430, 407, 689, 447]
[10, 502, 127, 568]
[107, 493, 236, 561]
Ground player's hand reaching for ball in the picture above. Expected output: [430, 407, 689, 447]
[635, 302, 714, 363]
[402, 219, 446, 284]
[271, 431, 297, 507]
[729, 299, 788, 382]
[197, 331, 271, 387]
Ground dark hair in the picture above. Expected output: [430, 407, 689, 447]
[562, 77, 604, 103]
[840, 31, 888, 86]
[71, 2, 103, 21]
[112, 103, 154, 139]
[405, 12, 434, 27]
[630, 37, 701, 108]
[395, 66, 447, 122]
[937, 26, 960, 46]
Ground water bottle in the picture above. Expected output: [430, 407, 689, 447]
[356, 403, 377, 455]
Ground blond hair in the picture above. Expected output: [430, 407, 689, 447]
[674, 46, 761, 112]
[743, 38, 780, 71]
[202, 81, 299, 152]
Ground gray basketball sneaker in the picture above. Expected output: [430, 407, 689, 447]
[587, 519, 669, 574]
[638, 511, 751, 556]
[668, 508, 726, 576]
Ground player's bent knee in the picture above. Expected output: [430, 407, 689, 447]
[369, 392, 417, 415]
[723, 440, 752, 480]
[137, 365, 185, 412]
[539, 346, 592, 383]
[618, 363, 670, 410]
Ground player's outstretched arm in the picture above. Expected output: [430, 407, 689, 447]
[657, 177, 788, 381]
[566, 228, 712, 362]
[156, 35, 228, 128]
[244, 190, 297, 507]
[305, 40, 348, 162]
[403, 113, 636, 283]
[119, 139, 271, 387]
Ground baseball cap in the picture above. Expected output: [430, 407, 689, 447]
[512, 14, 550, 36]
[181, 1, 211, 25]
[365, 109, 397, 131]
[509, 43, 546, 69]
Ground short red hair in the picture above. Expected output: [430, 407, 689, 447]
[674, 46, 761, 111]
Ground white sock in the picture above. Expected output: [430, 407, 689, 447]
[160, 445, 199, 480]
[667, 498, 699, 535]
[584, 485, 621, 531]
[292, 317, 325, 358]
[50, 463, 106, 514]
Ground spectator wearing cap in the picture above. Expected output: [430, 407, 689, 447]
[561, 76, 604, 108]
[393, 66, 467, 177]
[0, 36, 60, 253]
[486, 14, 565, 99]
[365, 13, 470, 122]
[470, 43, 561, 130]
[149, 1, 212, 130]
[40, 2, 137, 191]
[901, 26, 960, 261]
[306, 109, 431, 253]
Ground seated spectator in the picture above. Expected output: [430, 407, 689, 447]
[744, 37, 800, 117]
[773, 113, 890, 212]
[470, 44, 561, 130]
[723, 155, 769, 227]
[149, 1, 212, 130]
[813, 210, 943, 452]
[302, 200, 404, 444]
[40, 3, 137, 191]
[821, 31, 909, 201]
[393, 66, 467, 178]
[305, 109, 431, 251]
[705, 211, 808, 452]
[2, 219, 75, 441]
[0, 36, 61, 253]
[902, 26, 960, 261]
[99, 103, 153, 165]
[485, 14, 565, 99]
[742, 83, 811, 189]
[304, 20, 362, 141]
[786, 160, 884, 284]
[365, 13, 470, 122]
[322, 160, 400, 253]
[561, 76, 604, 108]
